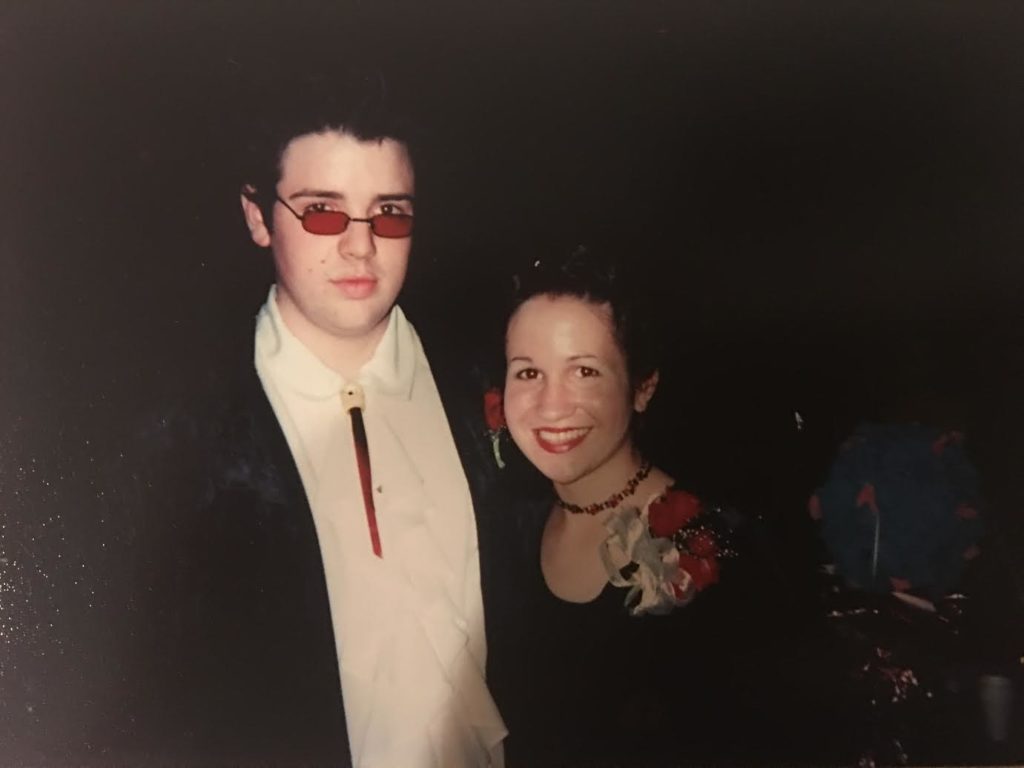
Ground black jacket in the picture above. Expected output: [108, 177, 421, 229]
[135, 320, 515, 767]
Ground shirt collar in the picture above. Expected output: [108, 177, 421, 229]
[255, 285, 418, 401]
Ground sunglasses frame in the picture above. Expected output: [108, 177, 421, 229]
[275, 195, 414, 239]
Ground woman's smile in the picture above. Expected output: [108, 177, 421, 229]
[534, 427, 592, 453]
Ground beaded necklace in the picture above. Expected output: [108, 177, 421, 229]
[556, 461, 652, 515]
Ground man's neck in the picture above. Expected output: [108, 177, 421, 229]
[309, 331, 385, 381]
[275, 296, 390, 380]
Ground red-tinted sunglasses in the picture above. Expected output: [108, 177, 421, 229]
[276, 196, 414, 239]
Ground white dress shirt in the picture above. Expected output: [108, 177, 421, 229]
[254, 286, 506, 768]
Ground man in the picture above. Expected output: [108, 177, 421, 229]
[161, 80, 508, 767]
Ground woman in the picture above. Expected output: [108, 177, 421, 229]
[502, 253, 712, 615]
[488, 248, 825, 767]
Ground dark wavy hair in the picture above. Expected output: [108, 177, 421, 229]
[238, 69, 417, 230]
[507, 244, 659, 390]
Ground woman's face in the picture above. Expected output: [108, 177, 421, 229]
[504, 294, 651, 487]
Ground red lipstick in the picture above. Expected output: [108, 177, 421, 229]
[534, 427, 590, 454]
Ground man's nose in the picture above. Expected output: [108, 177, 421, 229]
[339, 220, 376, 260]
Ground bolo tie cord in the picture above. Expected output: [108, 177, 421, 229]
[341, 383, 383, 558]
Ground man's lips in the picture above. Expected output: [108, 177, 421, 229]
[534, 427, 591, 453]
[330, 276, 377, 299]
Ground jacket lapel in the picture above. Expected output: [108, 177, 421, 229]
[196, 359, 351, 764]
[419, 333, 499, 516]
[416, 331, 520, 656]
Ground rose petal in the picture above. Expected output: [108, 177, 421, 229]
[890, 577, 912, 592]
[855, 483, 879, 514]
[678, 553, 719, 591]
[483, 387, 505, 431]
[648, 490, 702, 538]
[685, 531, 719, 558]
[955, 504, 978, 520]
[808, 494, 823, 520]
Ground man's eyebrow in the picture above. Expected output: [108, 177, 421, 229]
[287, 189, 343, 200]
[286, 190, 415, 203]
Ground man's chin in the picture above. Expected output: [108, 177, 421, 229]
[324, 309, 394, 340]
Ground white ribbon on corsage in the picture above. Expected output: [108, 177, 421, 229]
[600, 501, 696, 617]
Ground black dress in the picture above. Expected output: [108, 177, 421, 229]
[488, 487, 813, 768]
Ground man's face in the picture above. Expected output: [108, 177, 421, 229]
[242, 130, 414, 353]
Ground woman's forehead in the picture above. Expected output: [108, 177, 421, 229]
[508, 295, 620, 355]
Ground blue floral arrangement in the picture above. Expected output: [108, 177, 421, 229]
[811, 423, 984, 598]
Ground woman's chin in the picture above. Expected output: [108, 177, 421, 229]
[516, 441, 594, 487]
[534, 460, 585, 488]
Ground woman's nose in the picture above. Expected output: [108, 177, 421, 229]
[537, 378, 573, 419]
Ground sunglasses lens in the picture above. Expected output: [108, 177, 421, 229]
[303, 210, 349, 235]
[371, 214, 414, 238]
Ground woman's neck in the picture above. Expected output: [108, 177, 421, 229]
[553, 444, 646, 511]
[542, 453, 675, 603]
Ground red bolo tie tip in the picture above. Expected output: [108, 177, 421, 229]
[341, 383, 382, 559]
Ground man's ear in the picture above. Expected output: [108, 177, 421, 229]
[633, 369, 659, 413]
[240, 185, 272, 247]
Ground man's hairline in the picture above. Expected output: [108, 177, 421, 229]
[272, 126, 413, 188]
[243, 126, 415, 226]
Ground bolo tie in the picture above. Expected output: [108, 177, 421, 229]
[341, 382, 382, 558]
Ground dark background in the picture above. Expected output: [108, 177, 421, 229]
[1, 0, 1023, 763]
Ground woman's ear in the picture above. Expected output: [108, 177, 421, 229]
[240, 185, 272, 247]
[633, 369, 659, 413]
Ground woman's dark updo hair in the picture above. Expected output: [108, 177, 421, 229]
[507, 244, 660, 390]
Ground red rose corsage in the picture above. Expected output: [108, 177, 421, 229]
[483, 387, 506, 468]
[603, 489, 730, 616]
